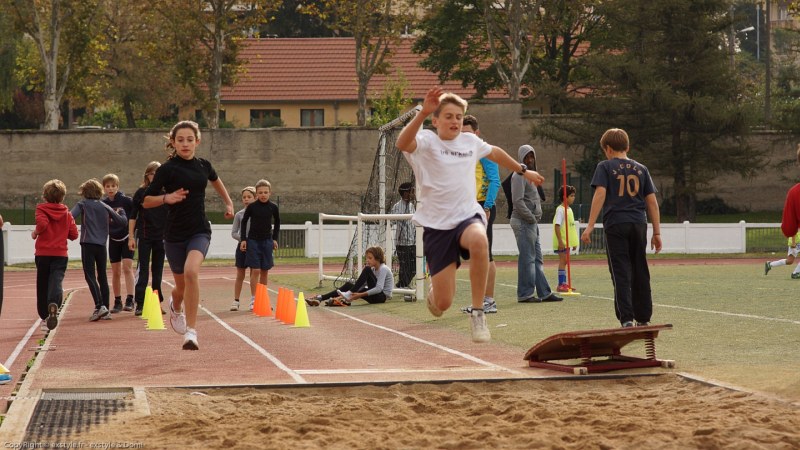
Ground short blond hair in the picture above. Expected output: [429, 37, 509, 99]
[434, 93, 467, 117]
[255, 179, 272, 190]
[102, 173, 120, 187]
[241, 186, 256, 197]
[42, 179, 66, 203]
[78, 179, 104, 200]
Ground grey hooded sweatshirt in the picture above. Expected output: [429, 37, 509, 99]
[71, 199, 127, 246]
[510, 144, 542, 224]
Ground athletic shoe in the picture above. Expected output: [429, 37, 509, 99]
[0, 373, 11, 385]
[427, 287, 442, 317]
[230, 300, 240, 311]
[169, 297, 187, 335]
[134, 307, 143, 317]
[111, 298, 123, 314]
[249, 296, 255, 311]
[182, 328, 199, 351]
[483, 299, 498, 314]
[792, 272, 800, 279]
[470, 309, 491, 343]
[102, 314, 112, 320]
[765, 262, 771, 275]
[329, 298, 350, 307]
[305, 297, 321, 307]
[621, 321, 634, 328]
[337, 290, 353, 301]
[541, 293, 564, 302]
[556, 283, 570, 293]
[123, 297, 134, 312]
[46, 303, 59, 330]
[635, 321, 650, 327]
[90, 306, 110, 322]
[517, 296, 541, 303]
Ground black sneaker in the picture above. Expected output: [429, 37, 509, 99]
[46, 303, 59, 330]
[134, 307, 143, 317]
[635, 321, 650, 327]
[111, 298, 123, 314]
[123, 297, 134, 312]
[621, 321, 634, 328]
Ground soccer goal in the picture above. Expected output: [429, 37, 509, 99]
[316, 106, 425, 301]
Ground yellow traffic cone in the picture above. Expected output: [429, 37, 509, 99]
[294, 292, 310, 328]
[146, 306, 166, 330]
[141, 286, 154, 320]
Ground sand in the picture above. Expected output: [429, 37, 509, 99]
[69, 374, 800, 450]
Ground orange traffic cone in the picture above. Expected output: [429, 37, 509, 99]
[283, 290, 297, 324]
[254, 284, 266, 317]
[275, 287, 285, 322]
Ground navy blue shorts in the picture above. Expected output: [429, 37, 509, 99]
[108, 239, 134, 263]
[234, 245, 247, 269]
[423, 214, 484, 277]
[164, 233, 210, 275]
[245, 238, 274, 271]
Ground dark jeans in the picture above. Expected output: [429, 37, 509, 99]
[135, 238, 165, 305]
[35, 256, 68, 320]
[396, 245, 416, 287]
[604, 222, 652, 324]
[324, 267, 386, 304]
[81, 243, 109, 309]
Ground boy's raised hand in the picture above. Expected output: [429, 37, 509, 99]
[421, 87, 443, 115]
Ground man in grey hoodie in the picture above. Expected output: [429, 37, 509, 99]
[510, 145, 562, 303]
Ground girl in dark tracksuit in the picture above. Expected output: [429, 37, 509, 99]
[128, 161, 168, 315]
[71, 179, 127, 321]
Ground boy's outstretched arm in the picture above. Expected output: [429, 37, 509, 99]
[486, 146, 545, 186]
[580, 187, 606, 245]
[396, 87, 442, 153]
[645, 193, 662, 253]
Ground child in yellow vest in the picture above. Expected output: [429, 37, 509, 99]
[553, 185, 579, 292]
[764, 230, 800, 279]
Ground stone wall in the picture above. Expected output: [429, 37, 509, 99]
[0, 102, 796, 218]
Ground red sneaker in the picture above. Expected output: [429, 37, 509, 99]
[556, 284, 570, 293]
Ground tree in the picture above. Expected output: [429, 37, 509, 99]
[262, 0, 335, 37]
[4, 0, 102, 129]
[538, 0, 762, 222]
[311, 0, 412, 126]
[150, 0, 280, 129]
[0, 9, 19, 112]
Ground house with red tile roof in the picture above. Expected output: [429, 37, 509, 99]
[198, 37, 515, 128]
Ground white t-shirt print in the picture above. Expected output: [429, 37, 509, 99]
[404, 129, 492, 230]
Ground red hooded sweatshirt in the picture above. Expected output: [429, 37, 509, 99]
[34, 202, 79, 257]
[782, 183, 800, 239]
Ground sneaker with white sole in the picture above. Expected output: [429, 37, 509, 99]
[249, 296, 255, 311]
[337, 290, 353, 301]
[169, 297, 187, 335]
[765, 262, 771, 275]
[182, 328, 199, 350]
[470, 309, 491, 343]
[483, 299, 497, 314]
[230, 300, 239, 311]
[90, 305, 110, 322]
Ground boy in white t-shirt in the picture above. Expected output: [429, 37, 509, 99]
[396, 87, 545, 343]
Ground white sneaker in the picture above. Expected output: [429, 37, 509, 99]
[182, 328, 199, 350]
[249, 296, 255, 311]
[470, 309, 491, 343]
[169, 297, 187, 335]
[230, 300, 239, 311]
[336, 290, 352, 301]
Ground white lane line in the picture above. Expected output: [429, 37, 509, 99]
[295, 367, 509, 375]
[458, 278, 800, 325]
[324, 309, 524, 376]
[201, 306, 307, 384]
[4, 320, 41, 369]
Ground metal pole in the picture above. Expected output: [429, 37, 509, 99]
[765, 0, 772, 122]
[756, 3, 761, 61]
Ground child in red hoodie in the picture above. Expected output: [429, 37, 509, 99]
[32, 179, 78, 331]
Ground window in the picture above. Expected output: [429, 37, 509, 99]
[250, 109, 282, 128]
[301, 109, 324, 127]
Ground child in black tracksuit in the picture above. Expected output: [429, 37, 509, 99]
[128, 161, 168, 315]
[580, 128, 662, 328]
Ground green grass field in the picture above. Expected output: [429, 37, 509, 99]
[269, 261, 800, 400]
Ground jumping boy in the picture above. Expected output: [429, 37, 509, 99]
[580, 128, 662, 328]
[102, 174, 135, 313]
[32, 179, 79, 331]
[239, 179, 281, 310]
[396, 87, 544, 343]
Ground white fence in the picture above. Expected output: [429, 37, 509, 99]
[0, 220, 782, 265]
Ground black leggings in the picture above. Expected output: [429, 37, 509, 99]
[35, 256, 67, 320]
[81, 243, 109, 309]
[134, 238, 165, 305]
[323, 267, 387, 304]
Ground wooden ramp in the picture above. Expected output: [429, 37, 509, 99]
[523, 324, 674, 375]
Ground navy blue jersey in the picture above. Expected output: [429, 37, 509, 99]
[102, 192, 133, 240]
[241, 200, 280, 242]
[130, 187, 167, 240]
[590, 157, 656, 227]
[145, 157, 218, 242]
